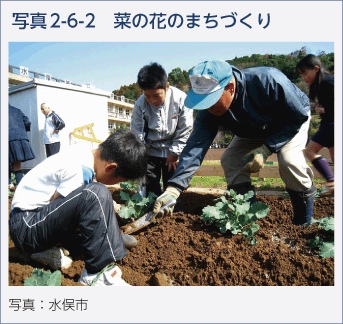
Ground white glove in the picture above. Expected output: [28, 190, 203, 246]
[242, 145, 271, 173]
[153, 186, 180, 217]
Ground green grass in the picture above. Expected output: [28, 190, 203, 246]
[202, 160, 221, 166]
[190, 176, 326, 191]
[202, 160, 318, 167]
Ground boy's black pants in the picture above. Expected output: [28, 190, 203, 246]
[146, 155, 175, 196]
[9, 182, 127, 274]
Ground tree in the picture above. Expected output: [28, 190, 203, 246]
[111, 123, 128, 134]
[111, 48, 334, 101]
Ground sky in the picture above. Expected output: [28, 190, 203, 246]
[9, 42, 334, 93]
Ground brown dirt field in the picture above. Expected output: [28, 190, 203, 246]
[8, 189, 334, 286]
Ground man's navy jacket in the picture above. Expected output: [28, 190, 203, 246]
[168, 65, 311, 192]
[9, 105, 31, 142]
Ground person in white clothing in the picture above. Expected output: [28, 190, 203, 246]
[41, 103, 65, 157]
[9, 129, 148, 286]
[131, 62, 193, 197]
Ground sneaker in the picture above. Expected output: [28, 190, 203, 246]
[31, 247, 73, 270]
[79, 264, 130, 286]
[319, 184, 334, 197]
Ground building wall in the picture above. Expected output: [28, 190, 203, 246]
[9, 82, 109, 169]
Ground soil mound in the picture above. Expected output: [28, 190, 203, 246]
[8, 190, 334, 286]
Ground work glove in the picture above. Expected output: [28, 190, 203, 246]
[242, 145, 271, 173]
[153, 186, 180, 217]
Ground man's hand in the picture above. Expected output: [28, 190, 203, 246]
[153, 186, 180, 217]
[53, 129, 59, 134]
[242, 145, 271, 173]
[315, 104, 325, 115]
[166, 154, 178, 172]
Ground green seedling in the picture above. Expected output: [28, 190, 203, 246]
[201, 190, 269, 245]
[118, 190, 157, 221]
[306, 217, 334, 258]
[24, 269, 62, 286]
[120, 181, 139, 192]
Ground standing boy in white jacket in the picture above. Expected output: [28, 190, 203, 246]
[131, 62, 193, 197]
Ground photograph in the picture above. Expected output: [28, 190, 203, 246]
[2, 1, 342, 323]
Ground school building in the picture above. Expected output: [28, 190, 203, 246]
[9, 65, 136, 169]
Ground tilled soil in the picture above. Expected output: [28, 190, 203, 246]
[8, 190, 334, 286]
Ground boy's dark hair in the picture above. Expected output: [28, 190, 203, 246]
[137, 62, 168, 90]
[99, 129, 148, 180]
[296, 54, 328, 101]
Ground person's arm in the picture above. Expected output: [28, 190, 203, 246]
[166, 99, 194, 172]
[21, 111, 31, 132]
[169, 101, 194, 157]
[130, 100, 146, 142]
[167, 110, 219, 192]
[153, 110, 219, 217]
[52, 112, 65, 131]
[50, 190, 62, 202]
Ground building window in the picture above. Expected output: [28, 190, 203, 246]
[118, 107, 123, 114]
[126, 109, 130, 118]
[108, 121, 114, 131]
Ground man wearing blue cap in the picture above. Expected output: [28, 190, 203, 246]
[153, 59, 316, 226]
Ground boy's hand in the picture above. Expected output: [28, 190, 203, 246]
[153, 186, 180, 217]
[166, 154, 178, 172]
[50, 190, 62, 202]
[242, 145, 271, 173]
[315, 104, 325, 115]
[113, 201, 121, 213]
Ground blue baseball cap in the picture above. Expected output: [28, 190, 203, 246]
[185, 60, 233, 110]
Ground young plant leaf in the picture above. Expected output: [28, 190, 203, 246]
[317, 217, 334, 232]
[250, 202, 270, 219]
[307, 217, 334, 258]
[46, 270, 62, 286]
[319, 241, 334, 258]
[200, 190, 269, 244]
[248, 237, 257, 245]
[235, 202, 250, 215]
[118, 206, 136, 219]
[243, 191, 255, 201]
[308, 236, 323, 248]
[120, 191, 131, 202]
[131, 192, 144, 203]
[24, 269, 62, 286]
